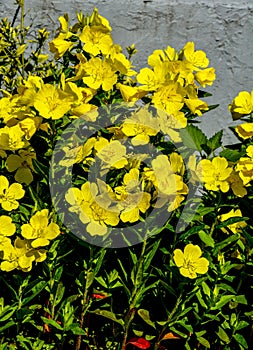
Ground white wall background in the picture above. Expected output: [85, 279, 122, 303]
[1, 0, 253, 144]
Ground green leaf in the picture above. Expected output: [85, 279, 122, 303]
[138, 309, 156, 329]
[197, 336, 211, 348]
[180, 124, 208, 151]
[23, 281, 47, 306]
[213, 234, 240, 254]
[0, 320, 16, 333]
[66, 323, 86, 335]
[219, 148, 243, 162]
[217, 326, 230, 344]
[198, 230, 215, 247]
[233, 333, 248, 348]
[211, 295, 235, 310]
[41, 316, 63, 330]
[207, 130, 223, 152]
[91, 309, 125, 327]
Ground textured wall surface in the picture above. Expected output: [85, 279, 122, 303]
[1, 0, 253, 143]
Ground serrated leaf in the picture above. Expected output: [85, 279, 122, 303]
[207, 130, 223, 152]
[219, 148, 243, 162]
[180, 124, 208, 151]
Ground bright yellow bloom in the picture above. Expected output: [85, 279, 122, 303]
[218, 209, 247, 234]
[65, 182, 119, 236]
[21, 209, 60, 248]
[229, 90, 253, 119]
[117, 83, 147, 102]
[183, 42, 209, 69]
[49, 36, 74, 59]
[17, 75, 44, 106]
[0, 216, 16, 236]
[83, 57, 117, 91]
[137, 67, 163, 91]
[49, 15, 74, 59]
[235, 123, 253, 139]
[96, 139, 128, 169]
[150, 154, 188, 212]
[34, 84, 71, 120]
[60, 137, 96, 167]
[113, 169, 151, 223]
[109, 52, 137, 76]
[195, 67, 216, 87]
[121, 108, 159, 146]
[148, 46, 178, 67]
[88, 7, 112, 32]
[0, 176, 25, 211]
[6, 149, 36, 184]
[0, 216, 16, 248]
[174, 243, 209, 279]
[184, 98, 209, 116]
[227, 172, 247, 197]
[235, 149, 253, 185]
[0, 125, 28, 151]
[152, 84, 184, 115]
[80, 25, 113, 56]
[192, 157, 232, 192]
[0, 237, 46, 272]
[157, 109, 187, 142]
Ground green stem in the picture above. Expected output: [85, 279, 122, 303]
[155, 292, 183, 350]
[121, 235, 148, 350]
[19, 0, 25, 77]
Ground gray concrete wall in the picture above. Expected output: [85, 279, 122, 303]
[1, 0, 253, 144]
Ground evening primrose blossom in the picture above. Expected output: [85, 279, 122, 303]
[0, 175, 25, 211]
[21, 209, 61, 248]
[173, 243, 209, 279]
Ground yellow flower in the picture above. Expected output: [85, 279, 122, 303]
[193, 157, 232, 192]
[194, 67, 216, 87]
[183, 42, 209, 69]
[229, 90, 253, 119]
[218, 209, 247, 234]
[235, 155, 253, 186]
[152, 84, 184, 115]
[6, 149, 36, 185]
[0, 215, 16, 237]
[121, 108, 159, 146]
[83, 57, 117, 91]
[150, 154, 188, 212]
[88, 7, 112, 32]
[0, 215, 16, 249]
[227, 172, 247, 197]
[79, 25, 113, 56]
[157, 109, 187, 142]
[66, 182, 119, 236]
[137, 67, 161, 91]
[96, 139, 128, 169]
[49, 36, 74, 59]
[21, 209, 61, 248]
[113, 169, 151, 223]
[184, 98, 209, 116]
[0, 176, 25, 211]
[0, 125, 28, 151]
[148, 46, 178, 67]
[174, 243, 209, 279]
[235, 123, 253, 139]
[0, 237, 46, 272]
[117, 83, 147, 102]
[34, 84, 71, 119]
[0, 238, 35, 272]
[49, 15, 74, 59]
